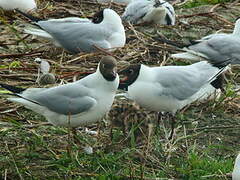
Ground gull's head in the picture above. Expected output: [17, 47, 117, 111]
[92, 9, 121, 24]
[92, 9, 104, 24]
[99, 56, 118, 81]
[118, 64, 141, 90]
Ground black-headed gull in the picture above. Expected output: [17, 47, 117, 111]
[232, 154, 240, 180]
[118, 61, 226, 113]
[0, 0, 36, 12]
[0, 56, 119, 128]
[122, 0, 175, 25]
[118, 61, 227, 138]
[171, 18, 240, 65]
[18, 9, 126, 54]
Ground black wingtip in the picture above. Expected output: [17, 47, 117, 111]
[165, 14, 172, 25]
[185, 40, 200, 47]
[0, 83, 26, 94]
[15, 9, 43, 22]
[210, 74, 223, 89]
[210, 59, 232, 69]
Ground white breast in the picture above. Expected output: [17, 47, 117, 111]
[128, 81, 184, 113]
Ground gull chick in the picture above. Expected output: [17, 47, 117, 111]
[171, 18, 240, 65]
[122, 0, 175, 25]
[0, 56, 119, 127]
[0, 0, 36, 12]
[18, 9, 126, 54]
[233, 154, 240, 180]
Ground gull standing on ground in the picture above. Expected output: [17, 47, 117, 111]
[122, 0, 175, 25]
[0, 56, 119, 127]
[18, 9, 126, 54]
[118, 61, 227, 138]
[0, 0, 36, 12]
[232, 153, 240, 180]
[171, 18, 240, 65]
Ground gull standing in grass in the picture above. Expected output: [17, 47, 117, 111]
[0, 0, 36, 12]
[0, 56, 119, 128]
[118, 61, 227, 139]
[18, 9, 126, 54]
[122, 0, 175, 25]
[232, 153, 240, 180]
[171, 18, 240, 65]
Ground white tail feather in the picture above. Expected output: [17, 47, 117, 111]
[24, 28, 53, 39]
[171, 52, 203, 61]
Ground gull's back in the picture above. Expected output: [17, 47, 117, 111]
[122, 0, 153, 24]
[36, 21, 113, 53]
[150, 61, 220, 101]
[189, 34, 240, 65]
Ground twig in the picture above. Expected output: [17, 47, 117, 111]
[0, 51, 43, 59]
[178, 12, 214, 18]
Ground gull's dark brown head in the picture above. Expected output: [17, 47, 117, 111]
[92, 9, 104, 24]
[99, 56, 118, 81]
[118, 64, 141, 90]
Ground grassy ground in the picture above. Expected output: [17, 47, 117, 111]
[0, 0, 240, 179]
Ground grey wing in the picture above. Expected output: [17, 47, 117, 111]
[47, 17, 91, 23]
[37, 21, 112, 53]
[198, 33, 227, 41]
[26, 83, 97, 115]
[122, 1, 152, 24]
[153, 63, 217, 100]
[189, 35, 240, 64]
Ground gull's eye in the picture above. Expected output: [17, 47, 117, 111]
[128, 69, 134, 74]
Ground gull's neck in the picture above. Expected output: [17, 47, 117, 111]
[138, 64, 153, 81]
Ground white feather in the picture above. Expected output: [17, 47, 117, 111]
[0, 0, 36, 12]
[171, 52, 206, 61]
[24, 28, 53, 39]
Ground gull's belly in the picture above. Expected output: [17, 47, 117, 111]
[128, 82, 183, 113]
